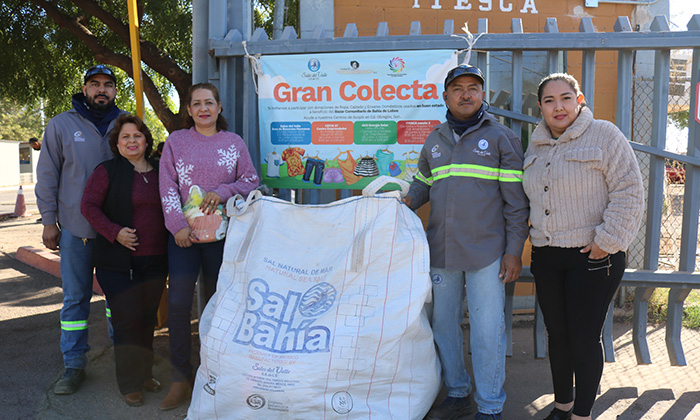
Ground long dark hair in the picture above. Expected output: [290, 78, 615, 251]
[109, 114, 154, 158]
[184, 82, 229, 131]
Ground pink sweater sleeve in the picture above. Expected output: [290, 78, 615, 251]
[212, 136, 259, 202]
[159, 136, 189, 236]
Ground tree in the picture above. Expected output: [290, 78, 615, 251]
[0, 99, 43, 141]
[254, 0, 299, 39]
[0, 0, 192, 133]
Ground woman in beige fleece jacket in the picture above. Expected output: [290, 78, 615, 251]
[522, 73, 644, 420]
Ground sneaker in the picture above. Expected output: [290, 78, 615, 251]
[475, 412, 503, 420]
[54, 368, 86, 395]
[425, 396, 475, 420]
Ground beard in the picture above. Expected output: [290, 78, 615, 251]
[85, 93, 115, 111]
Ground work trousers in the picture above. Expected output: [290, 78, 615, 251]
[531, 246, 625, 417]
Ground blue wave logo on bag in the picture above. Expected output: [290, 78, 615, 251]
[299, 282, 336, 317]
[234, 278, 333, 353]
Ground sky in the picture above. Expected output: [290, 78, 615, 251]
[669, 0, 700, 31]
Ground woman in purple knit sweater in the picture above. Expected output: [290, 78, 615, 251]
[158, 83, 259, 410]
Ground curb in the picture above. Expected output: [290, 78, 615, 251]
[15, 246, 103, 295]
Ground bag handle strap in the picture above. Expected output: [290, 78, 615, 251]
[226, 190, 264, 263]
[362, 175, 410, 198]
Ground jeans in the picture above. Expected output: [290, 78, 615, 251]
[302, 158, 325, 186]
[59, 230, 95, 370]
[96, 255, 167, 394]
[430, 257, 506, 415]
[167, 235, 224, 382]
[531, 247, 625, 417]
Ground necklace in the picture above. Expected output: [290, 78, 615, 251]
[134, 162, 150, 183]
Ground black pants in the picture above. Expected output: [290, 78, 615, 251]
[96, 255, 167, 395]
[531, 246, 625, 417]
[166, 235, 224, 382]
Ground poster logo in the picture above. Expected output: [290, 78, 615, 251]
[308, 58, 321, 72]
[388, 57, 405, 73]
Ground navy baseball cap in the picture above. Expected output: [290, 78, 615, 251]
[84, 65, 117, 84]
[444, 65, 485, 89]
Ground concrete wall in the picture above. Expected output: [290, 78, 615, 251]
[0, 141, 21, 188]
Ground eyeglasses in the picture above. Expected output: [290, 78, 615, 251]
[84, 65, 116, 82]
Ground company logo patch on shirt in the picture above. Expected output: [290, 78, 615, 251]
[431, 274, 443, 285]
[473, 139, 491, 156]
[431, 144, 441, 158]
[73, 131, 86, 142]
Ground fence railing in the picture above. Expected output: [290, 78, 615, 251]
[205, 9, 700, 365]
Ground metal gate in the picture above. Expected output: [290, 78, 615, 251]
[195, 3, 700, 366]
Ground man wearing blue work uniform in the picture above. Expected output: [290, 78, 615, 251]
[403, 65, 529, 420]
[36, 65, 125, 395]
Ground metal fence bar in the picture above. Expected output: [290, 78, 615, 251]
[580, 18, 596, 110]
[630, 17, 671, 365]
[680, 18, 700, 275]
[477, 19, 489, 101]
[211, 29, 700, 57]
[615, 17, 634, 139]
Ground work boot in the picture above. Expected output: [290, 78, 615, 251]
[424, 395, 475, 419]
[160, 380, 192, 411]
[54, 368, 86, 395]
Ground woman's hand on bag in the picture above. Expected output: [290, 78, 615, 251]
[175, 227, 195, 248]
[116, 227, 139, 251]
[401, 195, 413, 208]
[581, 241, 608, 260]
[200, 192, 222, 215]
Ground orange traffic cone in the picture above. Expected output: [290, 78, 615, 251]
[13, 186, 26, 217]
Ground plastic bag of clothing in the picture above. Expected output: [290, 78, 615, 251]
[187, 176, 440, 420]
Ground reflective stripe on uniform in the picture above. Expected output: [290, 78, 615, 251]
[431, 164, 523, 183]
[415, 171, 433, 186]
[61, 320, 89, 331]
[105, 308, 111, 318]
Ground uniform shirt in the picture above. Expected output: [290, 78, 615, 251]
[406, 113, 530, 271]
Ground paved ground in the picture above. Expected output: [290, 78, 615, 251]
[0, 209, 699, 419]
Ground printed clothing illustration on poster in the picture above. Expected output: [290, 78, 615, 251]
[265, 151, 282, 178]
[281, 147, 305, 177]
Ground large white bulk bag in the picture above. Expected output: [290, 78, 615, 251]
[187, 177, 440, 420]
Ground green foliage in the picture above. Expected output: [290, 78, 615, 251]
[0, 99, 44, 141]
[0, 0, 191, 126]
[254, 0, 300, 38]
[646, 288, 700, 330]
[668, 110, 689, 130]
